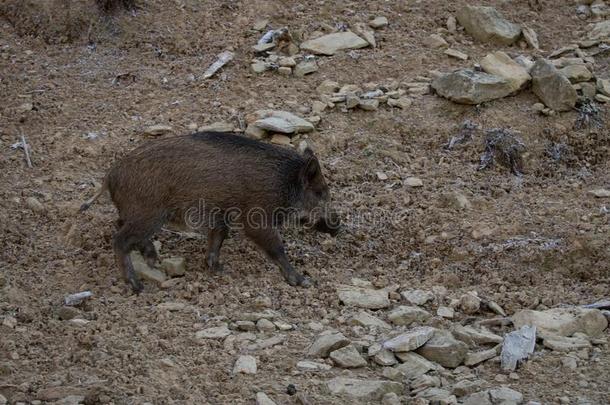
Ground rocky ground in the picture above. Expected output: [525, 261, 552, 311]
[1, 0, 609, 404]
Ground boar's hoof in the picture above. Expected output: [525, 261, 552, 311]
[129, 277, 144, 294]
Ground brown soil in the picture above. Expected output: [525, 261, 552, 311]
[1, 0, 609, 404]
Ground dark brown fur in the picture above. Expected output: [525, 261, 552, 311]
[82, 131, 338, 292]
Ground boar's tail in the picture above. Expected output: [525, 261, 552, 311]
[79, 178, 108, 212]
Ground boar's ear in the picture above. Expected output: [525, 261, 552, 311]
[300, 153, 321, 186]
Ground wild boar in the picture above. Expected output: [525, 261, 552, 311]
[81, 131, 340, 292]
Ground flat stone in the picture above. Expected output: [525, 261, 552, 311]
[405, 177, 423, 187]
[349, 311, 392, 330]
[543, 334, 592, 352]
[387, 97, 412, 109]
[432, 69, 513, 104]
[253, 110, 314, 134]
[296, 360, 332, 371]
[144, 124, 172, 136]
[317, 80, 341, 94]
[453, 380, 486, 397]
[253, 42, 275, 53]
[382, 392, 401, 405]
[247, 334, 286, 350]
[596, 94, 610, 103]
[255, 392, 276, 405]
[329, 344, 367, 368]
[588, 20, 610, 41]
[444, 48, 469, 60]
[278, 57, 296, 67]
[384, 352, 436, 380]
[239, 309, 280, 322]
[424, 34, 449, 48]
[561, 356, 578, 370]
[353, 23, 376, 47]
[270, 134, 291, 146]
[245, 124, 266, 139]
[25, 197, 45, 213]
[233, 355, 257, 374]
[589, 188, 610, 198]
[294, 60, 318, 77]
[402, 289, 434, 305]
[358, 99, 379, 111]
[530, 59, 577, 112]
[596, 78, 610, 96]
[452, 325, 504, 346]
[464, 348, 498, 366]
[369, 16, 388, 29]
[437, 306, 455, 319]
[307, 332, 350, 358]
[521, 24, 539, 49]
[196, 324, 231, 339]
[337, 285, 390, 309]
[388, 305, 432, 326]
[580, 82, 597, 99]
[560, 64, 592, 83]
[416, 329, 468, 368]
[416, 388, 455, 403]
[456, 6, 521, 45]
[161, 257, 186, 277]
[489, 387, 524, 404]
[480, 51, 531, 92]
[157, 302, 186, 311]
[131, 252, 166, 284]
[326, 378, 403, 400]
[372, 348, 397, 366]
[460, 293, 482, 314]
[256, 318, 276, 332]
[251, 61, 269, 73]
[512, 307, 608, 337]
[300, 31, 369, 56]
[236, 320, 256, 331]
[383, 326, 436, 352]
[277, 67, 291, 75]
[500, 325, 536, 371]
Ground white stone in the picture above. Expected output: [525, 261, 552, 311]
[337, 286, 390, 309]
[233, 355, 257, 374]
[255, 392, 276, 405]
[195, 324, 231, 339]
[480, 51, 531, 92]
[383, 326, 436, 352]
[388, 305, 432, 326]
[329, 345, 367, 368]
[300, 31, 369, 56]
[307, 332, 350, 358]
[512, 307, 608, 337]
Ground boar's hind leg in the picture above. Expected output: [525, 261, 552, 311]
[137, 239, 158, 267]
[113, 215, 164, 293]
[206, 224, 229, 273]
[245, 227, 311, 288]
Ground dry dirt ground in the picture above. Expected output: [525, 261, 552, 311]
[1, 0, 609, 404]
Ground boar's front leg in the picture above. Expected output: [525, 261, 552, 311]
[206, 223, 229, 273]
[245, 226, 311, 287]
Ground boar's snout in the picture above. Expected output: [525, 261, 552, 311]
[313, 211, 342, 236]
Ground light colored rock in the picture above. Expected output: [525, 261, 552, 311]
[405, 177, 423, 187]
[372, 347, 397, 366]
[452, 325, 503, 346]
[253, 43, 275, 53]
[444, 48, 469, 60]
[463, 387, 523, 405]
[437, 306, 455, 319]
[245, 124, 266, 139]
[456, 6, 521, 45]
[382, 392, 401, 405]
[452, 380, 486, 397]
[521, 25, 539, 50]
[425, 34, 449, 48]
[501, 325, 536, 371]
[236, 320, 256, 331]
[251, 61, 269, 73]
[514, 55, 534, 72]
[369, 16, 389, 29]
[157, 302, 186, 311]
[588, 20, 610, 41]
[255, 392, 276, 405]
[317, 80, 340, 94]
[326, 377, 403, 400]
[384, 352, 436, 380]
[383, 326, 436, 352]
[278, 57, 296, 67]
[161, 257, 186, 277]
[561, 356, 578, 370]
[402, 289, 434, 305]
[270, 134, 291, 146]
[25, 197, 45, 213]
[464, 348, 497, 366]
[512, 307, 608, 337]
[460, 293, 481, 314]
[447, 16, 457, 33]
[530, 59, 577, 112]
[597, 78, 610, 96]
[358, 99, 379, 111]
[330, 344, 367, 368]
[131, 251, 166, 284]
[0, 394, 6, 405]
[480, 51, 531, 92]
[196, 324, 231, 339]
[353, 23, 376, 47]
[294, 60, 318, 77]
[307, 332, 350, 358]
[296, 360, 332, 371]
[300, 31, 369, 55]
[432, 69, 513, 104]
[256, 318, 276, 332]
[596, 94, 610, 103]
[144, 124, 172, 136]
[277, 66, 292, 76]
[589, 188, 610, 198]
[560, 64, 592, 83]
[387, 97, 412, 109]
[337, 285, 390, 309]
[349, 311, 392, 330]
[543, 334, 592, 352]
[417, 388, 455, 403]
[253, 110, 314, 134]
[416, 330, 468, 368]
[388, 305, 432, 326]
[233, 355, 257, 374]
